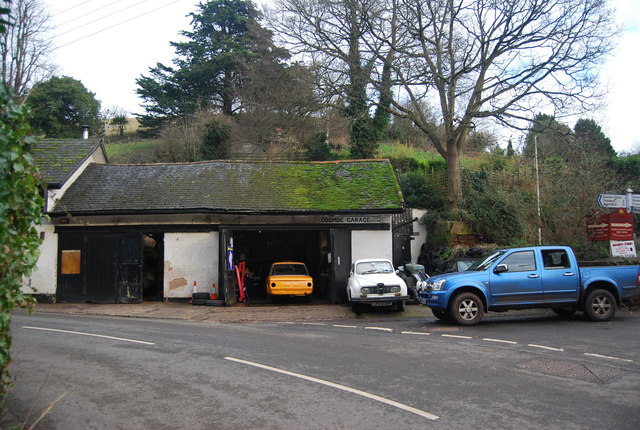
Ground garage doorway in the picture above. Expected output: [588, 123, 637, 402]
[233, 229, 330, 303]
[56, 230, 164, 303]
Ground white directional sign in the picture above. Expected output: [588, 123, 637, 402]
[598, 194, 627, 208]
[633, 194, 640, 208]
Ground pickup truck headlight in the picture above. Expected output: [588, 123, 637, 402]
[429, 279, 447, 291]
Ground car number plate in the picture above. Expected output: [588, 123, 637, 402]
[371, 302, 392, 307]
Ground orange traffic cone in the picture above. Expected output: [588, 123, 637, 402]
[210, 283, 218, 300]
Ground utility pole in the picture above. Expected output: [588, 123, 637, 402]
[534, 136, 542, 245]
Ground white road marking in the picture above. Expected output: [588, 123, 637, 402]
[584, 353, 633, 363]
[482, 338, 518, 345]
[301, 322, 326, 326]
[224, 356, 439, 421]
[401, 331, 431, 336]
[364, 327, 394, 332]
[22, 326, 155, 345]
[441, 334, 472, 339]
[527, 344, 564, 352]
[332, 324, 358, 328]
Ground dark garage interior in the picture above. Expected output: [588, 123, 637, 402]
[233, 229, 331, 303]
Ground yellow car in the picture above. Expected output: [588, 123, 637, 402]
[266, 262, 313, 300]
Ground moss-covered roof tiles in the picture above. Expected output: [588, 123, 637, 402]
[55, 159, 404, 215]
[32, 139, 105, 187]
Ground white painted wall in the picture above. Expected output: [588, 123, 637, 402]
[23, 222, 57, 295]
[164, 232, 219, 298]
[351, 229, 393, 263]
[410, 209, 428, 263]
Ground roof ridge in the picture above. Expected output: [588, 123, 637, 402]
[100, 158, 392, 167]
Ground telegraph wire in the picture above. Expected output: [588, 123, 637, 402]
[55, 0, 151, 37]
[53, 0, 186, 50]
[52, 0, 91, 18]
[56, 0, 126, 28]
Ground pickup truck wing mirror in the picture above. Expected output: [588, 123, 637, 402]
[494, 264, 508, 274]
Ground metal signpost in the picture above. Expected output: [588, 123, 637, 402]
[597, 188, 640, 212]
[595, 189, 638, 258]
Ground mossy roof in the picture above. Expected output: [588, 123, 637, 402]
[54, 159, 404, 215]
[32, 139, 106, 187]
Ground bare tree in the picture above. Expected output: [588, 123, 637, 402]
[382, 0, 619, 208]
[0, 0, 55, 102]
[265, 0, 394, 157]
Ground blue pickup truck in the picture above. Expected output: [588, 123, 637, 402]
[418, 246, 640, 325]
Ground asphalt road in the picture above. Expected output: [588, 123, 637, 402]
[4, 310, 640, 429]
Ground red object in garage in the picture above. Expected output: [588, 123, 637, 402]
[235, 262, 246, 302]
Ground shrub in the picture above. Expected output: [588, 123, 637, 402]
[0, 85, 42, 406]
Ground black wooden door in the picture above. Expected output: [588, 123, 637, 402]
[330, 228, 351, 303]
[119, 234, 143, 303]
[85, 235, 120, 303]
[57, 235, 84, 302]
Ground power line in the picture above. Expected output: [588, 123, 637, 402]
[56, 0, 126, 28]
[55, 0, 151, 37]
[52, 0, 91, 18]
[53, 0, 186, 51]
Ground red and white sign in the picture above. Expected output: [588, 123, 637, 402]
[610, 240, 637, 258]
[586, 209, 635, 241]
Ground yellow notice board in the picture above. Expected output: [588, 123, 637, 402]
[61, 250, 81, 274]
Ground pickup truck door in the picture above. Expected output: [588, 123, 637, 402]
[540, 249, 579, 302]
[489, 250, 544, 305]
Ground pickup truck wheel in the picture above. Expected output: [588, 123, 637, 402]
[396, 300, 406, 312]
[432, 309, 449, 321]
[552, 307, 576, 318]
[449, 293, 483, 326]
[584, 289, 616, 322]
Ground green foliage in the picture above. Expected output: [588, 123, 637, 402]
[25, 76, 102, 138]
[574, 118, 616, 158]
[398, 169, 446, 210]
[461, 170, 523, 245]
[613, 154, 640, 190]
[303, 132, 334, 161]
[0, 84, 42, 405]
[136, 0, 293, 135]
[201, 120, 231, 160]
[110, 114, 128, 136]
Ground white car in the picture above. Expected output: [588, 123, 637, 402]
[347, 259, 409, 315]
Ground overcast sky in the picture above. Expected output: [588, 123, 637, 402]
[46, 0, 640, 153]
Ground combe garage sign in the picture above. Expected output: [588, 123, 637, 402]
[319, 216, 382, 224]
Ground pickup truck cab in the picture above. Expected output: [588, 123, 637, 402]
[418, 246, 640, 325]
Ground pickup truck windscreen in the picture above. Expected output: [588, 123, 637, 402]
[468, 251, 506, 271]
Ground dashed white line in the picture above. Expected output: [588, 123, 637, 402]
[332, 324, 358, 328]
[401, 331, 431, 336]
[224, 356, 439, 421]
[22, 326, 155, 345]
[482, 338, 518, 345]
[301, 322, 326, 326]
[364, 327, 394, 332]
[441, 334, 472, 339]
[584, 353, 633, 363]
[527, 344, 564, 352]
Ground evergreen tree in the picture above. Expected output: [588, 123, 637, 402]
[25, 76, 102, 138]
[136, 0, 292, 135]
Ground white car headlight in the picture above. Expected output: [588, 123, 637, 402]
[429, 279, 447, 291]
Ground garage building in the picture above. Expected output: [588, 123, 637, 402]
[27, 148, 407, 305]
